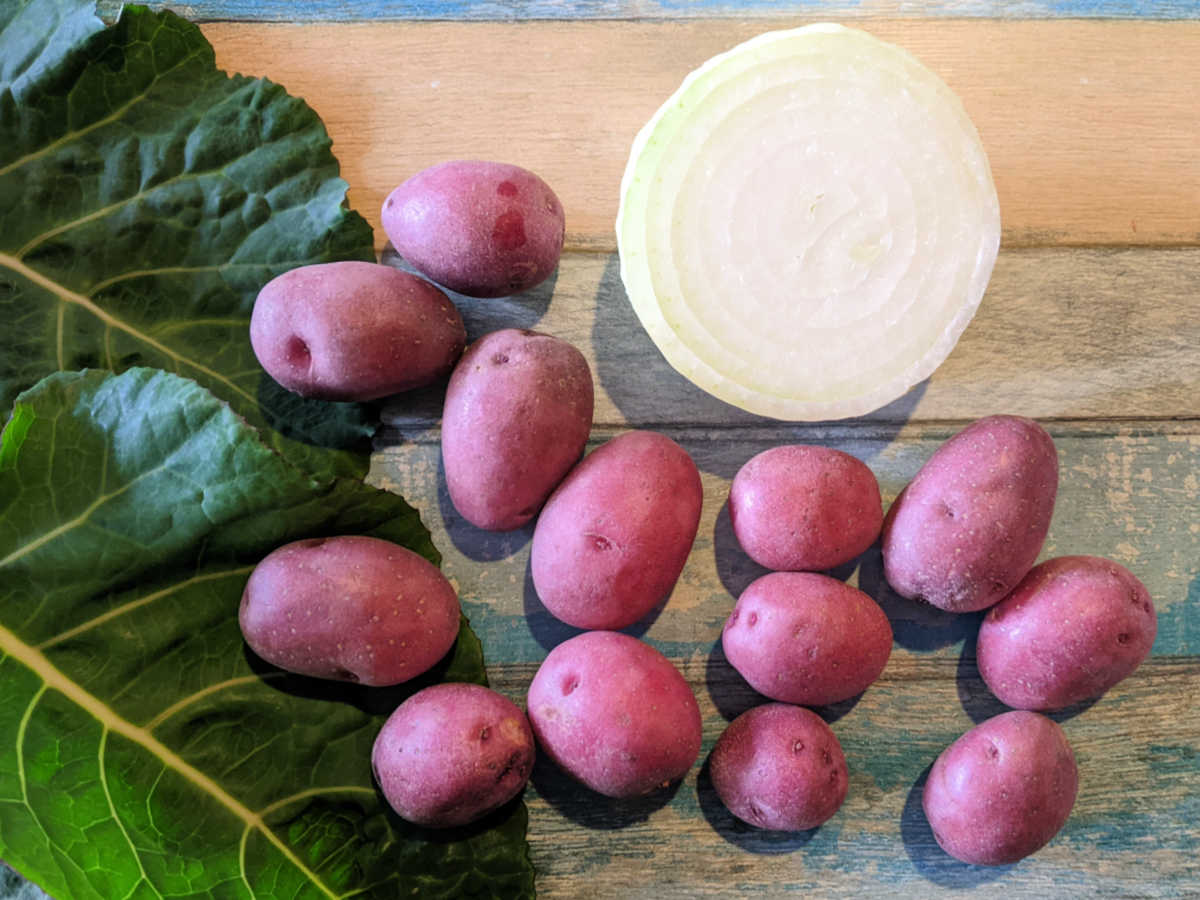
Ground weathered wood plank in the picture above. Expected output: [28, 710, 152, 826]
[380, 247, 1200, 427]
[203, 20, 1200, 251]
[371, 421, 1200, 897]
[98, 0, 1200, 23]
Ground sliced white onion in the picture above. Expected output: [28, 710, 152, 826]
[616, 24, 1000, 421]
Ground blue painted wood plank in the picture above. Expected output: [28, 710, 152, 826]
[96, 0, 1200, 22]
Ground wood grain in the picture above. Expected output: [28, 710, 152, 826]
[380, 247, 1200, 428]
[99, 0, 1200, 23]
[368, 243, 1200, 896]
[204, 20, 1200, 252]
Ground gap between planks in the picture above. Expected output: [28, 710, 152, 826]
[203, 19, 1200, 252]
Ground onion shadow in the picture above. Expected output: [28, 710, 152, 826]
[528, 750, 680, 830]
[901, 763, 1015, 887]
[590, 251, 930, 449]
[696, 756, 819, 854]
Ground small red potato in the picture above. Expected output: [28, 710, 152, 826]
[722, 572, 892, 706]
[526, 631, 702, 798]
[239, 536, 460, 686]
[442, 329, 594, 531]
[729, 445, 882, 571]
[881, 415, 1058, 613]
[372, 683, 535, 828]
[978, 556, 1157, 710]
[382, 160, 565, 298]
[710, 704, 848, 831]
[249, 261, 466, 401]
[531, 430, 702, 630]
[923, 710, 1078, 866]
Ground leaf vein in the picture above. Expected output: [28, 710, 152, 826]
[99, 727, 165, 900]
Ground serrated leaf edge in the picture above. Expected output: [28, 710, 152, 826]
[1, 622, 345, 898]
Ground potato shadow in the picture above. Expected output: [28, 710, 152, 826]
[374, 782, 531, 846]
[704, 638, 863, 726]
[858, 544, 985, 652]
[955, 630, 1101, 725]
[696, 756, 819, 853]
[381, 244, 556, 341]
[529, 750, 680, 830]
[712, 500, 772, 601]
[901, 763, 1015, 886]
[244, 624, 476, 718]
[521, 555, 670, 653]
[255, 372, 377, 457]
[590, 252, 928, 456]
[435, 451, 535, 563]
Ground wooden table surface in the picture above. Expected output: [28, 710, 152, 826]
[61, 1, 1200, 897]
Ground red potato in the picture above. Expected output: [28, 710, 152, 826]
[382, 160, 565, 298]
[526, 631, 702, 798]
[710, 704, 849, 831]
[531, 430, 702, 630]
[372, 683, 535, 828]
[729, 445, 882, 571]
[722, 572, 893, 706]
[239, 536, 460, 686]
[978, 556, 1157, 710]
[442, 329, 594, 531]
[249, 261, 465, 401]
[923, 710, 1078, 866]
[881, 415, 1058, 613]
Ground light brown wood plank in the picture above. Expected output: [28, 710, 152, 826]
[204, 20, 1200, 252]
[379, 246, 1200, 427]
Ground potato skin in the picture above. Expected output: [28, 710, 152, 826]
[526, 631, 702, 798]
[372, 683, 535, 828]
[442, 329, 594, 531]
[729, 445, 882, 571]
[923, 710, 1078, 866]
[977, 556, 1157, 710]
[249, 261, 466, 401]
[531, 431, 702, 629]
[881, 415, 1058, 613]
[722, 572, 892, 706]
[710, 704, 848, 831]
[239, 536, 460, 686]
[382, 160, 565, 298]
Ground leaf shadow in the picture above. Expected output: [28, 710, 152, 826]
[901, 763, 1015, 886]
[696, 756, 819, 853]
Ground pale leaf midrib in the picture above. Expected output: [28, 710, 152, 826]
[0, 622, 339, 899]
[0, 251, 257, 409]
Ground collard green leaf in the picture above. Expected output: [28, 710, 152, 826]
[0, 0, 378, 480]
[0, 369, 535, 899]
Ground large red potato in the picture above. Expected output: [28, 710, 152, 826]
[382, 160, 565, 298]
[923, 710, 1078, 866]
[710, 704, 849, 831]
[250, 261, 465, 401]
[442, 329, 594, 531]
[239, 536, 460, 686]
[729, 445, 882, 571]
[722, 572, 892, 706]
[531, 430, 702, 630]
[978, 556, 1157, 710]
[526, 631, 702, 798]
[881, 415, 1058, 613]
[372, 683, 535, 828]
